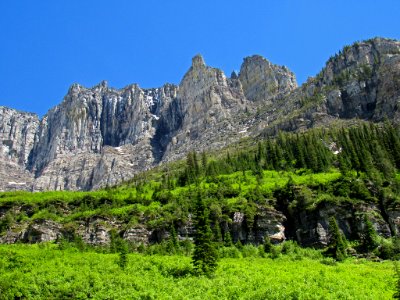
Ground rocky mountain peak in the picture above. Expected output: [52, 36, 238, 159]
[1, 37, 400, 191]
[192, 54, 206, 69]
[98, 80, 108, 88]
[257, 37, 400, 137]
[238, 55, 297, 103]
[310, 37, 400, 121]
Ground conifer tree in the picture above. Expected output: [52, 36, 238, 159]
[213, 221, 223, 246]
[360, 215, 379, 253]
[167, 225, 179, 254]
[192, 192, 218, 276]
[118, 241, 129, 270]
[201, 151, 208, 175]
[223, 231, 233, 247]
[326, 217, 347, 261]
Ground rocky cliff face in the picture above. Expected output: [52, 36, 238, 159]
[1, 198, 397, 249]
[0, 53, 295, 191]
[239, 55, 297, 103]
[0, 37, 399, 191]
[256, 38, 400, 136]
[28, 81, 179, 191]
[0, 107, 38, 191]
[160, 54, 249, 162]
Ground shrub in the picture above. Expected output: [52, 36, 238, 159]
[281, 240, 300, 255]
[241, 245, 259, 258]
[270, 245, 281, 259]
[394, 262, 400, 299]
[218, 246, 242, 258]
[263, 236, 273, 253]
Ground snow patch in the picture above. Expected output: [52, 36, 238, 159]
[145, 95, 154, 108]
[8, 182, 26, 186]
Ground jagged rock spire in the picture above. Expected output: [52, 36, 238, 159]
[192, 54, 206, 68]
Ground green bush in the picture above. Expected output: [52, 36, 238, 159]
[241, 244, 259, 258]
[218, 246, 242, 258]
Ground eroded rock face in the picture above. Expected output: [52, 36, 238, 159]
[239, 55, 297, 103]
[0, 52, 297, 191]
[388, 209, 400, 236]
[0, 202, 399, 247]
[123, 226, 153, 245]
[292, 202, 392, 247]
[161, 54, 249, 162]
[22, 220, 62, 243]
[254, 206, 287, 243]
[0, 107, 38, 191]
[321, 38, 400, 121]
[1, 38, 400, 191]
[27, 82, 178, 191]
[257, 38, 400, 137]
[229, 207, 287, 244]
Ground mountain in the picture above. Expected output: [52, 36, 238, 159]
[0, 37, 399, 192]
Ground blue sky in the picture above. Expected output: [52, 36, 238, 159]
[1, 0, 399, 116]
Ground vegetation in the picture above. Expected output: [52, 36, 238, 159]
[325, 217, 347, 261]
[1, 121, 400, 297]
[0, 244, 395, 299]
[192, 192, 218, 276]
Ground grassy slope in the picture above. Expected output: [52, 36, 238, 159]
[0, 169, 343, 225]
[0, 244, 394, 299]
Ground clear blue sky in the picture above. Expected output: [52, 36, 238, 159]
[1, 0, 399, 116]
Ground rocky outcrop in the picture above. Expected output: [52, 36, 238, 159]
[0, 204, 288, 246]
[239, 55, 297, 103]
[320, 38, 400, 121]
[1, 200, 398, 248]
[23, 220, 63, 243]
[257, 38, 400, 136]
[160, 55, 250, 162]
[0, 107, 38, 191]
[290, 202, 392, 247]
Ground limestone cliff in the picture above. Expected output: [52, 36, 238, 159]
[239, 55, 297, 103]
[0, 52, 295, 191]
[0, 107, 38, 191]
[28, 82, 178, 190]
[256, 37, 400, 136]
[1, 37, 400, 191]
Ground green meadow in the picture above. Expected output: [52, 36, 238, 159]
[0, 244, 394, 300]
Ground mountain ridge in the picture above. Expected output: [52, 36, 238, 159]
[1, 37, 399, 191]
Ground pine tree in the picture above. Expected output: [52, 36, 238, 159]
[192, 192, 218, 276]
[167, 225, 179, 254]
[326, 217, 347, 261]
[118, 241, 129, 270]
[224, 231, 233, 247]
[201, 151, 208, 175]
[360, 215, 378, 253]
[213, 221, 223, 246]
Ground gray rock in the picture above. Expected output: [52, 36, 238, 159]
[123, 226, 152, 245]
[254, 206, 286, 243]
[239, 55, 297, 103]
[0, 38, 400, 191]
[0, 107, 38, 191]
[23, 220, 62, 243]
